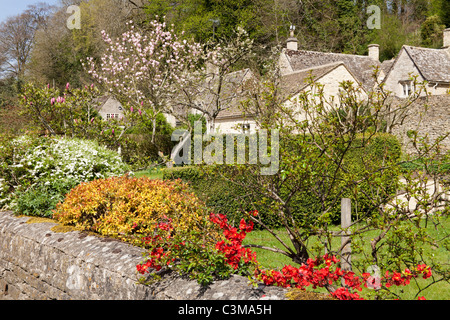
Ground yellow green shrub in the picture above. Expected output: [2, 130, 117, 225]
[52, 176, 211, 245]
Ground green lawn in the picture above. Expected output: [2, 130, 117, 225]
[134, 169, 164, 179]
[134, 166, 195, 180]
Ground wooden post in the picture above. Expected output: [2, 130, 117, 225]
[341, 198, 352, 273]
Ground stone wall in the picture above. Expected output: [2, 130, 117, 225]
[390, 95, 450, 154]
[0, 211, 287, 300]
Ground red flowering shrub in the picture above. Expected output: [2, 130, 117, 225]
[136, 211, 433, 300]
[136, 212, 259, 286]
[210, 213, 258, 270]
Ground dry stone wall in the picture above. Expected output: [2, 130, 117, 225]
[390, 95, 450, 154]
[0, 211, 287, 300]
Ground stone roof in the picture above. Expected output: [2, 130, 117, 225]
[92, 96, 122, 112]
[381, 58, 395, 75]
[212, 68, 257, 120]
[283, 49, 381, 91]
[403, 45, 450, 83]
[279, 62, 360, 97]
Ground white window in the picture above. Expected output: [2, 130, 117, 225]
[401, 81, 413, 97]
[106, 114, 120, 120]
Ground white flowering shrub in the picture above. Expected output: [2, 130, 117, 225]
[0, 135, 129, 216]
[25, 137, 127, 183]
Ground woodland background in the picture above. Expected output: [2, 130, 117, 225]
[0, 0, 449, 133]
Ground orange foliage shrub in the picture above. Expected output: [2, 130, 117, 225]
[52, 176, 210, 244]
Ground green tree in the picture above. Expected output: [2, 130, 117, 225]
[143, 0, 260, 44]
[439, 0, 450, 26]
[421, 15, 446, 47]
[207, 59, 449, 299]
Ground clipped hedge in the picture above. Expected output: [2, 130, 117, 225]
[52, 176, 211, 245]
[163, 133, 402, 228]
[162, 166, 264, 227]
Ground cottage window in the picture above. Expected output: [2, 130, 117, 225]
[107, 114, 120, 120]
[401, 81, 413, 97]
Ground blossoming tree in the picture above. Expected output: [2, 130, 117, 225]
[173, 26, 255, 134]
[84, 19, 203, 144]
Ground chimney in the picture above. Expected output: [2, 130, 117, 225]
[368, 44, 380, 62]
[443, 28, 450, 49]
[287, 25, 298, 51]
[206, 62, 219, 77]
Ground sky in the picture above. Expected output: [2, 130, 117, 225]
[0, 0, 61, 23]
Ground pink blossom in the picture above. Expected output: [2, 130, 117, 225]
[65, 83, 70, 90]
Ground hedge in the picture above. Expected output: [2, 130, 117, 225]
[163, 133, 402, 228]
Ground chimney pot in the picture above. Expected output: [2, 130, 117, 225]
[368, 44, 380, 62]
[443, 28, 450, 49]
[287, 25, 298, 51]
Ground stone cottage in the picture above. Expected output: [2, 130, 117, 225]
[280, 62, 368, 123]
[95, 96, 125, 121]
[382, 28, 450, 97]
[279, 30, 382, 93]
[208, 30, 376, 134]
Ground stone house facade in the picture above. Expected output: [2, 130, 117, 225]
[208, 30, 378, 134]
[95, 96, 125, 121]
[279, 36, 381, 93]
[280, 62, 368, 122]
[390, 94, 450, 152]
[208, 28, 449, 149]
[382, 28, 450, 97]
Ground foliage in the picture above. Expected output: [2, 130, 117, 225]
[27, 0, 135, 88]
[15, 180, 76, 218]
[121, 132, 176, 170]
[137, 212, 257, 286]
[421, 15, 446, 48]
[256, 252, 433, 300]
[19, 82, 140, 155]
[53, 176, 209, 246]
[0, 135, 128, 215]
[143, 0, 260, 44]
[162, 132, 402, 227]
[0, 3, 53, 80]
[206, 64, 450, 299]
[163, 166, 262, 227]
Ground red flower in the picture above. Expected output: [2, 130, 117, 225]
[331, 287, 364, 300]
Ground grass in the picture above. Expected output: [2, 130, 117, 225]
[243, 217, 450, 300]
[133, 165, 195, 180]
[134, 168, 164, 179]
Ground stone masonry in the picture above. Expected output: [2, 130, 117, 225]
[0, 211, 287, 300]
[390, 95, 450, 154]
